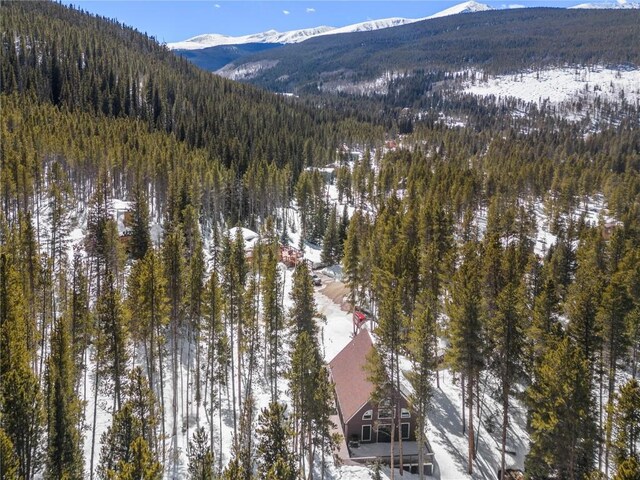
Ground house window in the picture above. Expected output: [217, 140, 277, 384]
[401, 423, 410, 440]
[377, 424, 392, 442]
[362, 425, 372, 442]
[362, 409, 373, 421]
[378, 402, 393, 419]
[401, 408, 411, 419]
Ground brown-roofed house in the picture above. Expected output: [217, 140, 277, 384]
[328, 329, 434, 473]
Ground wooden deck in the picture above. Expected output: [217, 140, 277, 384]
[330, 414, 360, 466]
[348, 440, 435, 475]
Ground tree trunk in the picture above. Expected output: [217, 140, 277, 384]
[598, 346, 604, 471]
[418, 413, 424, 480]
[461, 374, 466, 435]
[113, 313, 122, 412]
[605, 348, 617, 478]
[218, 379, 223, 472]
[172, 321, 178, 472]
[195, 324, 201, 427]
[390, 412, 396, 480]
[89, 364, 99, 480]
[435, 336, 440, 390]
[500, 384, 509, 480]
[307, 426, 314, 480]
[158, 334, 166, 465]
[467, 372, 474, 475]
[397, 357, 403, 476]
[229, 312, 237, 448]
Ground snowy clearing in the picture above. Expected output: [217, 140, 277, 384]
[463, 66, 640, 106]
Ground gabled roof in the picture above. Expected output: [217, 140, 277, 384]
[329, 329, 375, 422]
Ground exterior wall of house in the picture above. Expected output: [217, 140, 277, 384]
[342, 396, 417, 444]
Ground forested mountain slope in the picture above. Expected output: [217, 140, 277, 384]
[0, 1, 378, 176]
[173, 43, 283, 73]
[217, 8, 640, 93]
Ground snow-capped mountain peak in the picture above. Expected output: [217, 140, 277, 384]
[316, 17, 417, 37]
[168, 26, 336, 50]
[427, 0, 494, 19]
[167, 1, 493, 51]
[570, 0, 640, 8]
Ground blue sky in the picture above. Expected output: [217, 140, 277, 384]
[63, 1, 579, 42]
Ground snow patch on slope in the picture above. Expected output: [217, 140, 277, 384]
[463, 66, 640, 106]
[218, 60, 279, 80]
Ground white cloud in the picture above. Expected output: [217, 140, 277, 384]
[306, 7, 316, 13]
[214, 3, 221, 7]
[506, 3, 526, 8]
[282, 9, 290, 15]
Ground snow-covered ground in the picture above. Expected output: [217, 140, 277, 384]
[463, 66, 640, 106]
[46, 143, 621, 480]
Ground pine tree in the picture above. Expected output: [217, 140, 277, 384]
[86, 170, 111, 292]
[96, 272, 128, 412]
[220, 458, 246, 480]
[372, 269, 404, 478]
[47, 161, 71, 279]
[566, 237, 604, 372]
[406, 293, 436, 480]
[343, 210, 362, 310]
[0, 428, 20, 480]
[488, 246, 525, 480]
[234, 394, 255, 480]
[256, 402, 296, 479]
[527, 265, 562, 373]
[287, 330, 329, 479]
[526, 337, 596, 480]
[126, 248, 168, 454]
[203, 267, 228, 472]
[129, 182, 151, 261]
[265, 456, 298, 480]
[69, 249, 90, 376]
[188, 427, 216, 480]
[321, 205, 339, 265]
[261, 234, 284, 402]
[610, 379, 640, 471]
[45, 315, 84, 480]
[289, 261, 319, 337]
[125, 367, 159, 455]
[0, 257, 45, 479]
[600, 272, 633, 474]
[98, 369, 161, 480]
[446, 241, 484, 475]
[221, 228, 247, 447]
[114, 437, 163, 480]
[162, 225, 186, 468]
[613, 457, 640, 480]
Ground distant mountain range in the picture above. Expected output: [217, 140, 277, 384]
[167, 1, 493, 51]
[168, 0, 639, 53]
[211, 7, 640, 94]
[570, 0, 640, 8]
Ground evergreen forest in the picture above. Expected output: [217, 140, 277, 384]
[0, 2, 639, 480]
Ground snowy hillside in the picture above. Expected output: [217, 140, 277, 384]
[462, 66, 640, 110]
